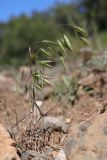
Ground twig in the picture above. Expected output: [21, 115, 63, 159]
[12, 110, 33, 129]
[29, 90, 45, 117]
[35, 103, 57, 126]
[12, 102, 57, 129]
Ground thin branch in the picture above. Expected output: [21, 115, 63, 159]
[35, 103, 57, 126]
[29, 90, 44, 117]
[12, 110, 33, 129]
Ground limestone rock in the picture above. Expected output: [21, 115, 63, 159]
[65, 111, 107, 160]
[0, 123, 20, 160]
[44, 116, 68, 133]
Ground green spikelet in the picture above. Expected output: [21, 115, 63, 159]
[40, 48, 52, 57]
[57, 40, 65, 53]
[64, 34, 72, 52]
[60, 56, 67, 70]
[80, 37, 89, 45]
[73, 26, 87, 37]
[39, 60, 53, 68]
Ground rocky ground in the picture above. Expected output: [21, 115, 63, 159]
[1, 61, 107, 160]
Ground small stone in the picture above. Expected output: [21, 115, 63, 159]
[44, 116, 68, 133]
[0, 123, 20, 160]
[21, 150, 43, 160]
[65, 118, 71, 124]
[55, 149, 67, 160]
[52, 151, 59, 158]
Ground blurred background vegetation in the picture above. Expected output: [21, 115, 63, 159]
[0, 0, 107, 67]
